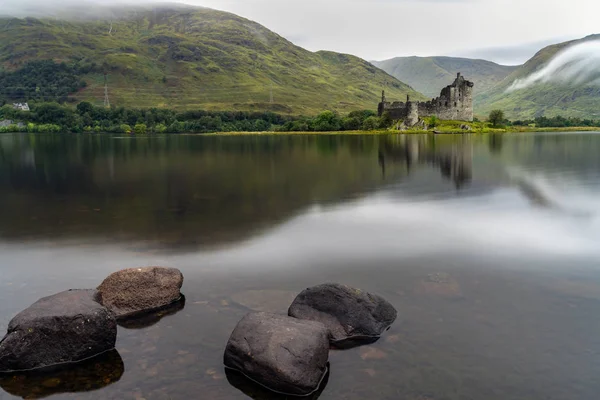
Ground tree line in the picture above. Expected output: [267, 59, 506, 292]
[0, 101, 396, 133]
[487, 109, 600, 128]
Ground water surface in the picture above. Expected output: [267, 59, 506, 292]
[0, 132, 599, 400]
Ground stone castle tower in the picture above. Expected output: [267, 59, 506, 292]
[378, 73, 474, 124]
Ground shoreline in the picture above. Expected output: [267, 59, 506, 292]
[1, 127, 599, 135]
[215, 126, 600, 135]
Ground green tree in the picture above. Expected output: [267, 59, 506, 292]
[428, 116, 439, 128]
[119, 124, 132, 134]
[341, 116, 361, 131]
[489, 110, 505, 127]
[154, 123, 167, 133]
[134, 123, 147, 134]
[362, 116, 381, 130]
[379, 111, 392, 128]
[76, 101, 94, 115]
[311, 110, 341, 132]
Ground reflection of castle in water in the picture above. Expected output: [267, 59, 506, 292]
[378, 135, 472, 189]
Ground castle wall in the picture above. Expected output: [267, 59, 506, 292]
[379, 101, 407, 120]
[378, 73, 474, 123]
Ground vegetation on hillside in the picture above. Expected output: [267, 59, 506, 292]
[0, 6, 425, 114]
[0, 60, 89, 104]
[475, 34, 600, 119]
[372, 56, 517, 98]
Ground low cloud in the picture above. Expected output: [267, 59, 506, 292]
[507, 40, 600, 92]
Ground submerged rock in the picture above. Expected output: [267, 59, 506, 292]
[288, 283, 397, 345]
[415, 272, 463, 299]
[224, 312, 329, 396]
[97, 267, 184, 319]
[0, 290, 117, 373]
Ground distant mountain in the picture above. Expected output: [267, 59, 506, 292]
[475, 34, 600, 119]
[372, 56, 517, 98]
[0, 5, 425, 114]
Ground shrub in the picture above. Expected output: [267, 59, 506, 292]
[119, 124, 132, 134]
[134, 123, 147, 134]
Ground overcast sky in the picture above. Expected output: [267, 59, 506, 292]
[3, 0, 599, 65]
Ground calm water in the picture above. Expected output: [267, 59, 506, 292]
[0, 132, 599, 400]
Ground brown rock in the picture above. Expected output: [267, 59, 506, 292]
[97, 267, 183, 319]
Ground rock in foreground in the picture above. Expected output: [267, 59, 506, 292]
[0, 290, 117, 373]
[97, 267, 183, 319]
[224, 312, 329, 396]
[288, 283, 397, 345]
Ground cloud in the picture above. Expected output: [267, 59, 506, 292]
[0, 0, 599, 64]
[507, 40, 600, 92]
[453, 37, 576, 66]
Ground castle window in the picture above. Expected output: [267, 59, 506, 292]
[454, 102, 457, 107]
[445, 102, 448, 107]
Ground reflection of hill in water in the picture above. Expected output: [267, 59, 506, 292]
[0, 134, 476, 249]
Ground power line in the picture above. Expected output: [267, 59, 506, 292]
[103, 73, 110, 107]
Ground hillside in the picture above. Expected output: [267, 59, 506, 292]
[372, 56, 517, 98]
[475, 35, 600, 119]
[0, 5, 425, 115]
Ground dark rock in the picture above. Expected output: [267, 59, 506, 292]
[224, 312, 329, 397]
[97, 266, 184, 319]
[288, 283, 397, 346]
[0, 349, 123, 399]
[0, 290, 117, 373]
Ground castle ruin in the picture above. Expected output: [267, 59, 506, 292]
[378, 73, 474, 125]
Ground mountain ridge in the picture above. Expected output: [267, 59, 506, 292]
[372, 56, 517, 99]
[0, 5, 426, 114]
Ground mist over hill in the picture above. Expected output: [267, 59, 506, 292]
[476, 34, 600, 119]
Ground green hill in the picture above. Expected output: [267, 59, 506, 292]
[372, 56, 517, 98]
[475, 35, 600, 119]
[0, 5, 425, 115]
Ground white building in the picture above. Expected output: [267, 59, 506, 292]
[13, 103, 30, 112]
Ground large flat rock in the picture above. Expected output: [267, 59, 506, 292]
[224, 312, 329, 396]
[0, 290, 117, 373]
[97, 267, 184, 318]
[288, 283, 397, 345]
